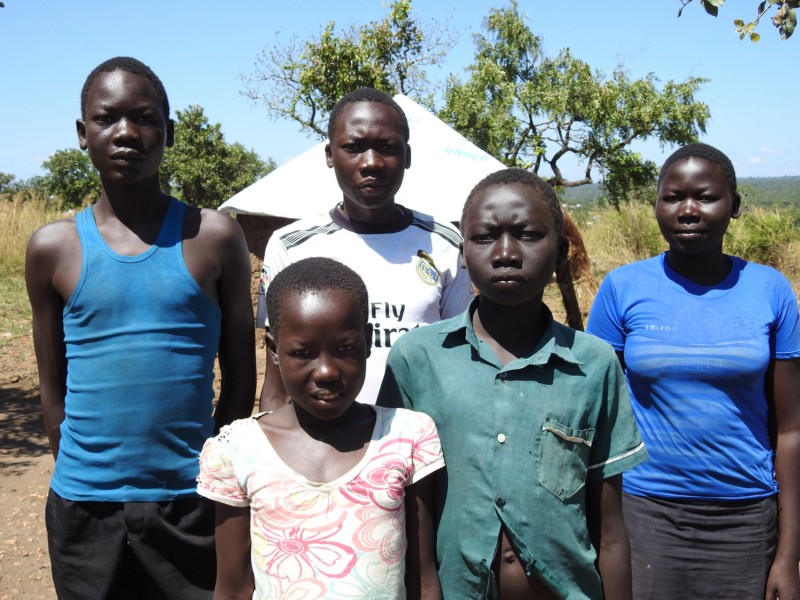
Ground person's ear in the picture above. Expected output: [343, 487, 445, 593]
[459, 242, 467, 270]
[325, 143, 333, 168]
[405, 144, 411, 169]
[265, 330, 280, 367]
[166, 118, 175, 148]
[364, 323, 373, 358]
[76, 119, 88, 151]
[731, 193, 742, 219]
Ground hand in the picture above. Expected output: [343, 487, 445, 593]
[765, 555, 800, 600]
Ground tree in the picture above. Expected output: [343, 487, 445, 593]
[161, 105, 275, 209]
[678, 0, 797, 41]
[0, 172, 14, 194]
[440, 2, 710, 208]
[242, 0, 455, 137]
[42, 149, 101, 208]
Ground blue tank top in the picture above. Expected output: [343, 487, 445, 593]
[52, 198, 221, 501]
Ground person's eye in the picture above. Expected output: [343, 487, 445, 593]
[471, 234, 494, 243]
[288, 348, 310, 358]
[139, 113, 160, 124]
[520, 231, 545, 241]
[700, 195, 718, 203]
[93, 114, 113, 124]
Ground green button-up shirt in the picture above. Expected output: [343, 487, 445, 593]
[377, 301, 647, 599]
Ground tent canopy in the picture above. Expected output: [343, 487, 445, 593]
[218, 94, 506, 223]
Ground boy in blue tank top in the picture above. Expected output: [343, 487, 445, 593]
[25, 56, 256, 599]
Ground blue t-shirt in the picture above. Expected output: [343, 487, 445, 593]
[587, 253, 800, 500]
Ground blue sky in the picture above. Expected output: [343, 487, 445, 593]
[1, 0, 797, 184]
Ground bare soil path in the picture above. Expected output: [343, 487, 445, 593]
[0, 255, 268, 598]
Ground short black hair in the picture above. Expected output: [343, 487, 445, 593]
[266, 257, 369, 338]
[658, 142, 739, 201]
[327, 88, 409, 142]
[461, 168, 565, 236]
[80, 56, 170, 120]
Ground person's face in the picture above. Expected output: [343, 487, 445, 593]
[268, 290, 371, 421]
[460, 183, 565, 307]
[325, 101, 411, 223]
[77, 69, 173, 186]
[655, 157, 740, 257]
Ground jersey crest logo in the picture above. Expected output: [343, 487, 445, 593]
[416, 251, 440, 286]
[259, 265, 270, 293]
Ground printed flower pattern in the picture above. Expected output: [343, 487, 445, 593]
[197, 408, 444, 599]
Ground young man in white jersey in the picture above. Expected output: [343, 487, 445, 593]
[257, 88, 472, 410]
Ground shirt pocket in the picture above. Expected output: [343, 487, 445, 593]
[538, 416, 595, 501]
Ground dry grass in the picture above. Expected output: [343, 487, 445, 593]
[0, 193, 64, 343]
[0, 193, 64, 278]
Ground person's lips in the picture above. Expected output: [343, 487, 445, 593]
[110, 150, 143, 163]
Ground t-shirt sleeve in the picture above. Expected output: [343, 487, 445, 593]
[197, 425, 250, 507]
[586, 343, 648, 482]
[406, 411, 445, 486]
[255, 235, 291, 329]
[586, 273, 626, 351]
[771, 271, 800, 359]
[440, 258, 472, 320]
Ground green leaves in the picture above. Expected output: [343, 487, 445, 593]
[160, 105, 274, 209]
[242, 0, 453, 137]
[680, 0, 795, 40]
[701, 0, 724, 17]
[441, 1, 709, 208]
[41, 149, 100, 209]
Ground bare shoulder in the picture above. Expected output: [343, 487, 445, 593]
[195, 208, 245, 243]
[26, 217, 79, 266]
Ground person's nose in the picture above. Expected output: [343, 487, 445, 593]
[493, 233, 521, 267]
[677, 198, 701, 222]
[360, 148, 384, 172]
[112, 117, 139, 144]
[313, 352, 340, 384]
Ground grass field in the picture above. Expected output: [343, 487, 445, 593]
[2, 191, 800, 338]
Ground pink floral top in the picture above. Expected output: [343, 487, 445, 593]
[197, 406, 444, 599]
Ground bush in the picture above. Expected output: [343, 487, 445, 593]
[581, 201, 666, 276]
[725, 206, 800, 283]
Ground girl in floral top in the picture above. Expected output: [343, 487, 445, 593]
[198, 257, 444, 600]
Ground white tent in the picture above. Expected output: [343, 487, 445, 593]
[218, 94, 506, 223]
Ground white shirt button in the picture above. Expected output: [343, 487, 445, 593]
[497, 433, 507, 444]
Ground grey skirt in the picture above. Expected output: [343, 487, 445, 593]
[623, 492, 777, 600]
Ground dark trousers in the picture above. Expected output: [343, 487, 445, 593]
[46, 489, 215, 600]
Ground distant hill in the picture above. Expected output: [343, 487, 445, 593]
[560, 176, 800, 207]
[739, 176, 800, 207]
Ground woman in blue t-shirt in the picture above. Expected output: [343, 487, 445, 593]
[587, 143, 800, 600]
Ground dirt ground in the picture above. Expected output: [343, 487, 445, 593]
[0, 253, 567, 597]
[0, 256, 268, 598]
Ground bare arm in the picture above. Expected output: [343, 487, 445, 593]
[765, 358, 800, 600]
[213, 503, 254, 600]
[210, 214, 257, 430]
[258, 334, 291, 412]
[405, 473, 442, 600]
[587, 475, 632, 600]
[25, 224, 73, 459]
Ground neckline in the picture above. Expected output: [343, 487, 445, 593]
[253, 406, 383, 488]
[660, 252, 741, 296]
[88, 197, 177, 263]
[329, 203, 413, 234]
